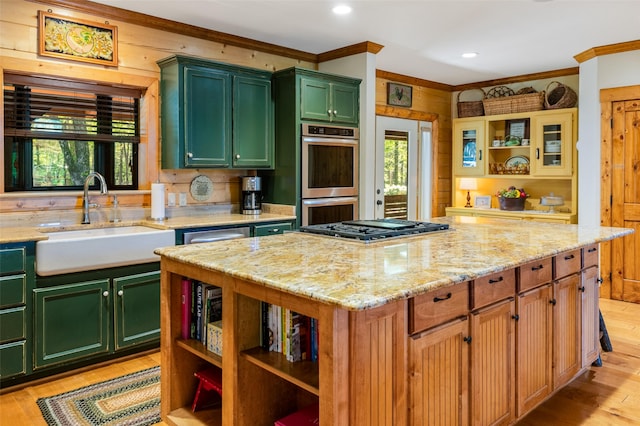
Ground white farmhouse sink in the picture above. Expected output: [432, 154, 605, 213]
[36, 226, 175, 276]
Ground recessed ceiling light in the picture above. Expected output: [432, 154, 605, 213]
[332, 4, 352, 15]
[462, 52, 478, 59]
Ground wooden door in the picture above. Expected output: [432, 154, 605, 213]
[601, 87, 640, 302]
[552, 274, 581, 389]
[611, 99, 640, 301]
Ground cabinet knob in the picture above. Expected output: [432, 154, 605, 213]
[512, 314, 520, 321]
[333, 110, 337, 116]
[187, 152, 193, 158]
[118, 290, 124, 296]
[550, 298, 557, 306]
[236, 154, 241, 159]
[463, 336, 472, 344]
[103, 291, 109, 297]
[327, 110, 332, 116]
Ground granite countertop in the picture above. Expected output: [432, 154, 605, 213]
[155, 216, 633, 311]
[0, 211, 296, 244]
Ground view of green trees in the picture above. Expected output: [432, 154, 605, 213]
[384, 137, 408, 196]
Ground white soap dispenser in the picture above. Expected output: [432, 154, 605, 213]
[110, 194, 122, 223]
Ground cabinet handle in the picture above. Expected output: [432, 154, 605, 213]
[270, 228, 279, 233]
[103, 291, 109, 297]
[579, 286, 585, 292]
[564, 254, 575, 260]
[489, 276, 504, 284]
[550, 298, 557, 306]
[433, 292, 452, 303]
[463, 336, 472, 344]
[512, 314, 519, 321]
[536, 148, 540, 159]
[531, 264, 544, 271]
[187, 152, 193, 158]
[597, 277, 604, 284]
[327, 109, 332, 116]
[588, 247, 597, 253]
[118, 290, 124, 296]
[479, 149, 482, 161]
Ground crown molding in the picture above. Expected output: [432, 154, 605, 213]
[574, 39, 640, 64]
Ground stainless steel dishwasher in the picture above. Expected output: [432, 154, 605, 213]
[183, 227, 250, 244]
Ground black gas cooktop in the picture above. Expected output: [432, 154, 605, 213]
[299, 219, 450, 242]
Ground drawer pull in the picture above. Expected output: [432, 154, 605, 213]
[489, 276, 504, 284]
[564, 254, 575, 260]
[463, 336, 472, 344]
[550, 298, 557, 306]
[531, 264, 544, 271]
[433, 293, 452, 303]
[588, 247, 597, 253]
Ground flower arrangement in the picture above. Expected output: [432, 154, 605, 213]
[496, 186, 528, 199]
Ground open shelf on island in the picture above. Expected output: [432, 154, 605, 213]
[166, 406, 222, 426]
[176, 338, 223, 369]
[241, 347, 319, 396]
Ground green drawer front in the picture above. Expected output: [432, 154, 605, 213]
[254, 222, 293, 237]
[0, 306, 26, 343]
[0, 275, 26, 308]
[0, 340, 26, 378]
[0, 248, 25, 276]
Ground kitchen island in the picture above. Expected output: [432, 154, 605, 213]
[155, 217, 632, 426]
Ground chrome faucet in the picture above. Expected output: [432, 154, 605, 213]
[82, 172, 108, 224]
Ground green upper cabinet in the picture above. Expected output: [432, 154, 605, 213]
[300, 76, 359, 124]
[233, 75, 274, 168]
[158, 55, 274, 169]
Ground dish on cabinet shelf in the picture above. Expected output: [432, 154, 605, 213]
[504, 155, 529, 168]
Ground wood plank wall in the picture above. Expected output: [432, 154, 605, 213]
[0, 0, 314, 212]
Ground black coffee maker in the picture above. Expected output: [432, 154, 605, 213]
[241, 176, 262, 215]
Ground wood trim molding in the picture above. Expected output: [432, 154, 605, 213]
[452, 67, 579, 92]
[29, 0, 318, 63]
[375, 105, 438, 122]
[600, 85, 640, 102]
[574, 39, 640, 64]
[318, 41, 384, 63]
[376, 70, 453, 92]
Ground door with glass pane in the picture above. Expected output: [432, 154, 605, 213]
[375, 116, 432, 220]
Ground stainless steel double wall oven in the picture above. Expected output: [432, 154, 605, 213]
[301, 123, 359, 226]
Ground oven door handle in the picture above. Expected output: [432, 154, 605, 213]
[302, 136, 358, 145]
[302, 197, 359, 206]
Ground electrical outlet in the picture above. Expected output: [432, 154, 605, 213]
[167, 192, 176, 207]
[179, 192, 188, 206]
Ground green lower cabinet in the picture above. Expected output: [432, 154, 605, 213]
[114, 271, 160, 350]
[0, 341, 26, 377]
[34, 279, 111, 368]
[253, 221, 293, 236]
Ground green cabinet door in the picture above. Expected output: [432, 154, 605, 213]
[233, 75, 274, 168]
[300, 77, 359, 124]
[34, 279, 110, 368]
[331, 82, 359, 124]
[253, 221, 293, 237]
[300, 78, 332, 122]
[113, 271, 161, 350]
[184, 65, 231, 167]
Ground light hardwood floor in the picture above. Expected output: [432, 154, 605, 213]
[1, 299, 638, 425]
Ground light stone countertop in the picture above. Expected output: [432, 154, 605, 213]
[155, 216, 633, 311]
[0, 204, 295, 244]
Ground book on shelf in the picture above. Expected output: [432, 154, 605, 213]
[260, 303, 318, 362]
[274, 402, 319, 426]
[181, 278, 192, 340]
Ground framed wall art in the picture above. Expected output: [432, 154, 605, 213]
[38, 11, 118, 66]
[475, 195, 492, 209]
[387, 82, 412, 107]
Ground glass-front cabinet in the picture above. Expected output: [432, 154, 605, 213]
[530, 112, 574, 176]
[453, 119, 485, 176]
